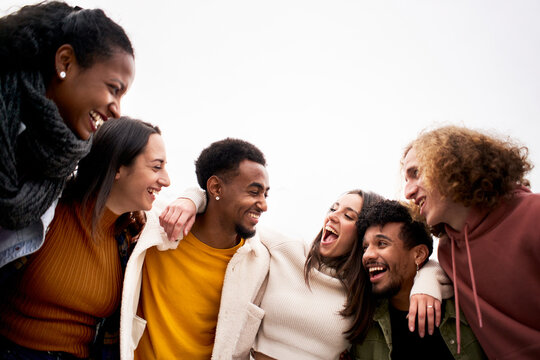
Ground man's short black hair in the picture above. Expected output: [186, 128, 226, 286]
[356, 200, 433, 258]
[195, 138, 266, 190]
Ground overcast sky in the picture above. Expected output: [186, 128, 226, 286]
[3, 0, 540, 243]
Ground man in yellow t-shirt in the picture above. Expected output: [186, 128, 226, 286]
[134, 138, 270, 360]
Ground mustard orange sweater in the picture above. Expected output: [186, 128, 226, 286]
[0, 201, 122, 358]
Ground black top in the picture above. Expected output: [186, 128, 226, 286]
[389, 303, 454, 360]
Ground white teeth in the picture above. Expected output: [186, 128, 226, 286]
[90, 110, 104, 127]
[249, 213, 260, 219]
[325, 226, 338, 235]
[147, 188, 158, 195]
[417, 198, 425, 207]
[369, 266, 385, 273]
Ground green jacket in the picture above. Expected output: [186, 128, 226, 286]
[353, 298, 487, 360]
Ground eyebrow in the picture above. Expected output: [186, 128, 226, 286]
[362, 233, 394, 246]
[375, 233, 393, 241]
[332, 202, 360, 216]
[249, 182, 270, 192]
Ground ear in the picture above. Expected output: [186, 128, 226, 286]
[207, 175, 222, 200]
[115, 166, 125, 180]
[413, 244, 429, 266]
[54, 44, 78, 78]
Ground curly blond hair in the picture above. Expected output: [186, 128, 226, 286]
[404, 126, 532, 209]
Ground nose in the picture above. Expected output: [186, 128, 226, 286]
[404, 180, 417, 200]
[159, 170, 171, 187]
[362, 244, 376, 262]
[328, 211, 339, 223]
[108, 100, 121, 119]
[258, 196, 268, 213]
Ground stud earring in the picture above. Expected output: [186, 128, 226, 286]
[59, 71, 66, 79]
[215, 196, 220, 201]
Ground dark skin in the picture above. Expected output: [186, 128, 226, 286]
[190, 160, 269, 249]
[46, 44, 135, 140]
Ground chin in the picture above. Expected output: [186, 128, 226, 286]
[75, 125, 92, 141]
[236, 224, 256, 240]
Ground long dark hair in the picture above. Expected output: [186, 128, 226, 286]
[304, 189, 384, 343]
[63, 117, 160, 235]
[0, 1, 134, 83]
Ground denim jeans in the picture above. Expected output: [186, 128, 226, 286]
[0, 337, 81, 360]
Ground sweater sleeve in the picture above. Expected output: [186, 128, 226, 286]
[410, 259, 453, 301]
[179, 187, 207, 214]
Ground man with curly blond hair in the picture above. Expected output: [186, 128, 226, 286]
[402, 125, 540, 359]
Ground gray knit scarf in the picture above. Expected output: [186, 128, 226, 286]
[0, 71, 92, 230]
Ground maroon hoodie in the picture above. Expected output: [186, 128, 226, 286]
[439, 186, 540, 360]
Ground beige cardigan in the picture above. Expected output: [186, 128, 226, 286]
[119, 202, 272, 360]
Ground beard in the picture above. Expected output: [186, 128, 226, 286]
[371, 277, 402, 299]
[235, 223, 256, 239]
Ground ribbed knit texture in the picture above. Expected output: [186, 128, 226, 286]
[253, 239, 350, 360]
[0, 201, 122, 358]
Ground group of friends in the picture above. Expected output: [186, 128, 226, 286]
[0, 2, 539, 360]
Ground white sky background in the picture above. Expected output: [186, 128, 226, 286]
[3, 1, 540, 245]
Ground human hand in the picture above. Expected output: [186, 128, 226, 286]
[159, 198, 197, 241]
[408, 294, 441, 337]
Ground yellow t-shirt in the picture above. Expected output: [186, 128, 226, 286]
[135, 232, 244, 360]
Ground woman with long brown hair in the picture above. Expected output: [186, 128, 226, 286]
[0, 117, 170, 359]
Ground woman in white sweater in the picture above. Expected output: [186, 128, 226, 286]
[159, 189, 447, 359]
[251, 189, 384, 359]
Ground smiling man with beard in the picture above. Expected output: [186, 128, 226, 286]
[120, 138, 271, 360]
[353, 200, 486, 360]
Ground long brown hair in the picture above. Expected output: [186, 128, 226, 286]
[63, 117, 160, 237]
[303, 189, 384, 343]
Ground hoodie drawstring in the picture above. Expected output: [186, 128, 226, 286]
[451, 236, 461, 354]
[463, 225, 483, 329]
[450, 223, 483, 355]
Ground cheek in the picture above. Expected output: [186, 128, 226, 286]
[341, 227, 358, 252]
[342, 240, 355, 254]
[425, 195, 443, 216]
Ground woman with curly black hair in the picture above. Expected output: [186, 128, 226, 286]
[402, 125, 540, 359]
[0, 1, 135, 269]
